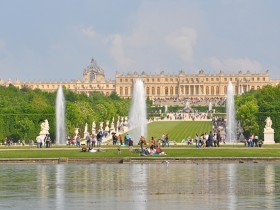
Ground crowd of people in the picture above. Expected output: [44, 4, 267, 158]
[153, 97, 226, 107]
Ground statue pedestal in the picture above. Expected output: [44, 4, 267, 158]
[264, 128, 275, 144]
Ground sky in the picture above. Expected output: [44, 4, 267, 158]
[0, 0, 279, 82]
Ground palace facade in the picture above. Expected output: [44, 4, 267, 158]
[1, 59, 279, 99]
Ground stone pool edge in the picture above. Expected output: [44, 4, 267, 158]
[1, 157, 280, 164]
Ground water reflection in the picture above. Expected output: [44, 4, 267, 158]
[0, 163, 280, 210]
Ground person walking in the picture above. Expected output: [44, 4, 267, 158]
[76, 135, 81, 148]
[91, 134, 96, 147]
[45, 134, 51, 148]
[119, 134, 123, 145]
[36, 135, 42, 148]
[195, 133, 200, 148]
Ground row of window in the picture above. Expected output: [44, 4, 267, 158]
[29, 84, 113, 89]
[119, 85, 262, 96]
[119, 77, 267, 83]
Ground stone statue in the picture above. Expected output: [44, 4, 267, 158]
[265, 117, 272, 129]
[264, 116, 275, 144]
[92, 121, 96, 134]
[84, 123, 89, 138]
[39, 119, 50, 135]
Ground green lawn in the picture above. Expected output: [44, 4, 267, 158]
[1, 145, 280, 158]
[147, 121, 212, 142]
[1, 120, 279, 159]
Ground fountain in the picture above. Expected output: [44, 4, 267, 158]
[128, 78, 147, 144]
[226, 81, 237, 143]
[56, 85, 66, 145]
[165, 105, 168, 113]
[209, 101, 213, 112]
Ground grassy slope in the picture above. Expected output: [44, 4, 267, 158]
[147, 121, 212, 142]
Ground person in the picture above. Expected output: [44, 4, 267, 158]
[138, 136, 146, 152]
[254, 135, 258, 147]
[86, 133, 91, 148]
[161, 133, 166, 147]
[195, 133, 200, 148]
[128, 139, 133, 152]
[36, 135, 42, 148]
[81, 144, 87, 152]
[125, 133, 130, 145]
[76, 135, 81, 148]
[45, 134, 51, 148]
[91, 134, 96, 147]
[187, 137, 192, 145]
[213, 132, 217, 147]
[200, 133, 205, 148]
[119, 134, 123, 145]
[207, 131, 213, 147]
[97, 130, 103, 147]
[67, 136, 71, 145]
[165, 133, 170, 147]
[112, 133, 118, 145]
[216, 131, 221, 147]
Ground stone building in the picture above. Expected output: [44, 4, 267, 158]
[1, 59, 279, 99]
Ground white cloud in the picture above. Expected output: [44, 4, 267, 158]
[208, 57, 263, 72]
[165, 27, 197, 65]
[109, 34, 133, 69]
[82, 26, 97, 38]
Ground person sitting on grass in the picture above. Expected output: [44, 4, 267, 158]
[81, 145, 87, 152]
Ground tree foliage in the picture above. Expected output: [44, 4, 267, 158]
[0, 86, 130, 142]
[236, 84, 280, 142]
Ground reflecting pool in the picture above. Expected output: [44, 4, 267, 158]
[1, 163, 280, 210]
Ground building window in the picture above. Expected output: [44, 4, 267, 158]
[125, 87, 128, 96]
[170, 87, 174, 95]
[165, 87, 168, 95]
[216, 86, 219, 95]
[147, 79, 149, 82]
[146, 87, 150, 95]
[157, 78, 160, 82]
[120, 87, 123, 95]
[120, 79, 122, 82]
[152, 79, 154, 82]
[152, 87, 155, 95]
[165, 78, 168, 82]
[206, 78, 208, 81]
[175, 86, 178, 94]
[157, 87, 160, 95]
[211, 86, 214, 94]
[224, 78, 227, 82]
[211, 78, 214, 82]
